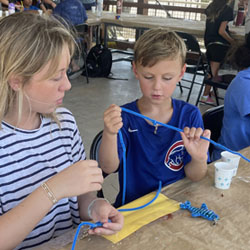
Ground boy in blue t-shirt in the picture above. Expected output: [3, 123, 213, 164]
[99, 28, 211, 208]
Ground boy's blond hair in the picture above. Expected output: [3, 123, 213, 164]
[134, 28, 186, 67]
[0, 12, 76, 128]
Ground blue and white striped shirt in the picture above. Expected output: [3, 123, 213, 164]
[0, 107, 85, 249]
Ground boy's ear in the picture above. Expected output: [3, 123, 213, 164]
[178, 63, 186, 81]
[132, 61, 139, 79]
[8, 75, 22, 91]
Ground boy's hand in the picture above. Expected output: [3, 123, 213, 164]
[180, 127, 211, 162]
[103, 104, 123, 135]
[88, 199, 124, 235]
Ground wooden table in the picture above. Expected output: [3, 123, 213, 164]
[86, 11, 245, 47]
[36, 146, 250, 250]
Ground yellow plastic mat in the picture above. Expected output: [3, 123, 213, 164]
[103, 192, 180, 243]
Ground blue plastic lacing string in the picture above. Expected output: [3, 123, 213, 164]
[71, 181, 162, 250]
[72, 106, 250, 249]
[118, 180, 162, 212]
[71, 221, 106, 250]
[118, 130, 127, 206]
[121, 107, 250, 163]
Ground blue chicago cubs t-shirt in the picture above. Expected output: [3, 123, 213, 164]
[115, 98, 204, 207]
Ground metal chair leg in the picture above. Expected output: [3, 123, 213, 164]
[83, 50, 89, 84]
[178, 81, 183, 93]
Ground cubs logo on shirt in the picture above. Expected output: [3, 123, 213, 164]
[164, 140, 184, 171]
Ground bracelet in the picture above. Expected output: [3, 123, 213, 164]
[41, 182, 58, 204]
[87, 198, 110, 219]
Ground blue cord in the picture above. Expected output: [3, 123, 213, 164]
[118, 130, 127, 206]
[72, 105, 248, 249]
[71, 181, 162, 250]
[71, 221, 105, 250]
[121, 107, 250, 163]
[118, 180, 162, 212]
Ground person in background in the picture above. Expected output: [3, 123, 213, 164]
[0, 0, 21, 10]
[81, 0, 96, 11]
[43, 0, 57, 9]
[212, 33, 250, 161]
[0, 0, 10, 5]
[53, 0, 88, 78]
[53, 0, 87, 26]
[201, 0, 235, 104]
[245, 0, 250, 34]
[0, 12, 123, 250]
[98, 28, 211, 208]
[21, 0, 39, 11]
[32, 0, 47, 12]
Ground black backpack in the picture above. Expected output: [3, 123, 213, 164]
[82, 44, 112, 77]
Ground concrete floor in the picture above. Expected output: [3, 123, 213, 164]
[64, 59, 225, 203]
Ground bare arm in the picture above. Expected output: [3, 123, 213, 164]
[99, 131, 120, 174]
[184, 157, 208, 181]
[219, 21, 235, 45]
[0, 160, 103, 250]
[0, 186, 55, 250]
[99, 104, 123, 174]
[40, 3, 47, 12]
[181, 127, 211, 182]
[42, 0, 56, 8]
[0, 0, 9, 5]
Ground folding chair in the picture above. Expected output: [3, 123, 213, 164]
[89, 130, 103, 162]
[195, 42, 237, 106]
[176, 31, 207, 103]
[202, 105, 224, 159]
[195, 74, 234, 106]
[89, 130, 106, 198]
[68, 23, 89, 83]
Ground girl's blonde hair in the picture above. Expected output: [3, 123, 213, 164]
[0, 12, 76, 127]
[133, 28, 186, 67]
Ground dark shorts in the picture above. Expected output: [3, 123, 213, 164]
[206, 43, 230, 63]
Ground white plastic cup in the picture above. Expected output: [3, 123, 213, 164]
[5, 10, 9, 16]
[214, 162, 235, 190]
[0, 10, 2, 17]
[91, 6, 96, 13]
[221, 151, 240, 176]
[38, 10, 43, 15]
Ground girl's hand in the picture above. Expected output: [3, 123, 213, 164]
[48, 160, 104, 200]
[103, 104, 123, 135]
[180, 127, 211, 162]
[88, 199, 124, 235]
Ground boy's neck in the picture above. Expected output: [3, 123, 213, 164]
[137, 98, 173, 125]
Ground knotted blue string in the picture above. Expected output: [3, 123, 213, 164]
[71, 181, 162, 249]
[72, 106, 250, 249]
[121, 107, 250, 163]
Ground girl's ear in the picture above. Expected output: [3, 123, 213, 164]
[8, 75, 22, 91]
[132, 61, 139, 79]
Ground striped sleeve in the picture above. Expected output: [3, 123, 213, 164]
[0, 107, 85, 249]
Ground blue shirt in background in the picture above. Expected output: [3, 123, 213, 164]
[53, 0, 88, 26]
[212, 67, 250, 161]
